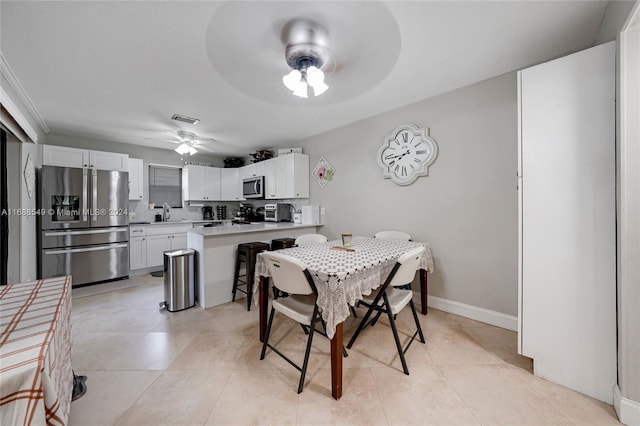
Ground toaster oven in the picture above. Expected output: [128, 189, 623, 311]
[264, 203, 292, 222]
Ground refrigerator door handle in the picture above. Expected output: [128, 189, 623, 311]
[44, 228, 129, 237]
[92, 169, 98, 221]
[82, 168, 88, 222]
[44, 243, 129, 255]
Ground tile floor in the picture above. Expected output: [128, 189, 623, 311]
[69, 275, 621, 425]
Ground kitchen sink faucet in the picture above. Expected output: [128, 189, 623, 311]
[163, 202, 171, 221]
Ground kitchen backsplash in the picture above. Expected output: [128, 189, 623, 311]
[129, 199, 313, 223]
[128, 200, 238, 223]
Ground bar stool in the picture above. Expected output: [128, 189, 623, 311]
[271, 238, 296, 250]
[232, 242, 270, 311]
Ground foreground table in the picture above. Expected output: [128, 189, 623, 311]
[0, 276, 73, 426]
[255, 236, 434, 399]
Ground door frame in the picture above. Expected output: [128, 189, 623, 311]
[1, 128, 8, 285]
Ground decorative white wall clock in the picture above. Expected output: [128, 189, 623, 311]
[377, 124, 438, 185]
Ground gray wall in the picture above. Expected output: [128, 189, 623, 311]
[298, 73, 518, 316]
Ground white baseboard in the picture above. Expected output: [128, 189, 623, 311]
[417, 294, 518, 331]
[614, 385, 640, 425]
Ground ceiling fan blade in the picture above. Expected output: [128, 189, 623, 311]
[194, 144, 217, 154]
[144, 137, 180, 144]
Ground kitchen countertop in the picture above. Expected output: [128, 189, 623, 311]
[189, 222, 318, 237]
[130, 220, 228, 226]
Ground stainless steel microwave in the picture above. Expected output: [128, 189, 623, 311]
[242, 176, 264, 199]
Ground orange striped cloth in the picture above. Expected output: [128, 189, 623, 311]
[1, 276, 73, 426]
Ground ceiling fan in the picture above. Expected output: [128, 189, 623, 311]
[145, 130, 218, 155]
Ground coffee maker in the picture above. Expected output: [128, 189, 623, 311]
[202, 206, 214, 220]
[237, 203, 252, 221]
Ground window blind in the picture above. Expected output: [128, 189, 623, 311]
[148, 165, 182, 208]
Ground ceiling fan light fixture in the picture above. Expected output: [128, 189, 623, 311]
[292, 80, 309, 98]
[175, 143, 197, 155]
[306, 66, 328, 96]
[283, 69, 302, 91]
[282, 19, 331, 98]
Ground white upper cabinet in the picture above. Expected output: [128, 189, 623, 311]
[42, 145, 128, 171]
[183, 165, 221, 201]
[263, 153, 309, 199]
[239, 161, 265, 181]
[89, 150, 129, 171]
[128, 158, 144, 200]
[263, 159, 277, 199]
[42, 145, 88, 168]
[220, 168, 241, 201]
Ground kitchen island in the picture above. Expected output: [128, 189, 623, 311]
[188, 223, 319, 308]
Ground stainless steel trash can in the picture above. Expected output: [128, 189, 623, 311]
[160, 248, 196, 312]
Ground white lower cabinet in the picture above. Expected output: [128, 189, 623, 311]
[145, 224, 191, 268]
[129, 226, 147, 270]
[146, 234, 174, 267]
[130, 224, 190, 270]
[129, 236, 147, 270]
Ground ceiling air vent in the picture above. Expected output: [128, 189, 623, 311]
[171, 114, 200, 125]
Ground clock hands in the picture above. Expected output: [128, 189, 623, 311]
[384, 149, 411, 160]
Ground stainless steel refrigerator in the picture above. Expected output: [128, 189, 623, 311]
[38, 165, 129, 286]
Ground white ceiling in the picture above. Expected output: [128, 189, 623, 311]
[1, 1, 611, 156]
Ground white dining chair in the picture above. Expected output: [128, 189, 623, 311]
[374, 230, 412, 241]
[260, 251, 345, 393]
[295, 233, 328, 246]
[347, 246, 426, 375]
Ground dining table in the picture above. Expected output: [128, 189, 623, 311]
[0, 275, 73, 426]
[255, 236, 434, 400]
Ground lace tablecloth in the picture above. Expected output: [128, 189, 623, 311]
[0, 276, 73, 426]
[255, 236, 434, 338]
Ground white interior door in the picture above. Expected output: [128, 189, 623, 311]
[519, 42, 616, 404]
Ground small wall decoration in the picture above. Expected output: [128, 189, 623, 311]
[313, 156, 335, 188]
[23, 153, 35, 199]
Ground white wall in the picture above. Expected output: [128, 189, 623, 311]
[6, 135, 21, 283]
[298, 73, 518, 316]
[20, 142, 39, 281]
[615, 0, 640, 415]
[4, 134, 39, 283]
